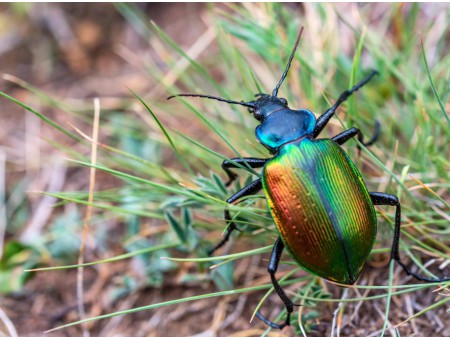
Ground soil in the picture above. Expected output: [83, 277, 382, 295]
[1, 3, 449, 337]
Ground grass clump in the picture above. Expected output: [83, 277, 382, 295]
[1, 3, 449, 336]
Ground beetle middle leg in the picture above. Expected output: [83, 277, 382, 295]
[222, 157, 268, 186]
[313, 70, 379, 138]
[256, 237, 294, 329]
[208, 179, 263, 255]
[370, 192, 450, 282]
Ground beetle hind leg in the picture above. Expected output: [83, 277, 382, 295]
[370, 192, 450, 282]
[256, 237, 294, 329]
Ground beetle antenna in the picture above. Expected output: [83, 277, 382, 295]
[272, 27, 304, 97]
[167, 93, 255, 108]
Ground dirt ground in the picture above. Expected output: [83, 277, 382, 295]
[1, 3, 449, 337]
[0, 3, 273, 337]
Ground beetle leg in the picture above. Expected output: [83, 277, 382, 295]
[208, 179, 263, 256]
[360, 120, 381, 147]
[313, 70, 379, 138]
[332, 123, 381, 151]
[332, 127, 361, 145]
[256, 237, 294, 329]
[370, 192, 450, 282]
[222, 157, 268, 186]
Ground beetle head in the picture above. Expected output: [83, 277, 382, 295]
[246, 94, 289, 122]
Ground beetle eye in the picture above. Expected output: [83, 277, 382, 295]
[252, 110, 263, 121]
[280, 98, 288, 106]
[247, 107, 255, 113]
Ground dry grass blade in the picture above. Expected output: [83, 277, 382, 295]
[1, 3, 449, 337]
[77, 98, 100, 337]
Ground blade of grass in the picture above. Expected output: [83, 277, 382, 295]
[0, 92, 82, 142]
[77, 98, 100, 337]
[161, 245, 273, 263]
[348, 26, 367, 123]
[40, 192, 164, 219]
[420, 38, 450, 125]
[68, 159, 226, 207]
[131, 90, 194, 176]
[176, 100, 260, 177]
[69, 121, 179, 183]
[409, 174, 450, 209]
[45, 277, 434, 333]
[3, 74, 75, 112]
[395, 295, 450, 328]
[26, 242, 179, 272]
[150, 21, 224, 96]
[380, 260, 395, 337]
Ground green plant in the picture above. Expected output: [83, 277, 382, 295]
[1, 3, 449, 336]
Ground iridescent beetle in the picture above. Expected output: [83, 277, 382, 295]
[169, 27, 450, 329]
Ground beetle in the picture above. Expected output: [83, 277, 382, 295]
[168, 27, 450, 329]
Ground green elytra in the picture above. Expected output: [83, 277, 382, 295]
[168, 27, 450, 330]
[263, 138, 377, 284]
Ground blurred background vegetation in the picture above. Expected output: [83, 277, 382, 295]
[0, 3, 449, 337]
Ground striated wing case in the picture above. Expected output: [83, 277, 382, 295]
[262, 138, 377, 284]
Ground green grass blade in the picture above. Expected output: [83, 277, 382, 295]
[26, 242, 179, 272]
[115, 3, 152, 40]
[177, 100, 260, 177]
[131, 90, 194, 175]
[150, 22, 223, 96]
[69, 159, 226, 206]
[380, 260, 395, 337]
[45, 279, 436, 333]
[40, 192, 164, 219]
[0, 92, 82, 142]
[421, 39, 450, 125]
[395, 295, 450, 327]
[161, 245, 272, 263]
[3, 75, 74, 112]
[348, 27, 367, 122]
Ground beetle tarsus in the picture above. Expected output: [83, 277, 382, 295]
[360, 120, 381, 147]
[256, 310, 291, 329]
[224, 172, 238, 187]
[208, 222, 239, 256]
[395, 260, 450, 282]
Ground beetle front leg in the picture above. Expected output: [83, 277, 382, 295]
[370, 192, 450, 282]
[222, 157, 268, 186]
[313, 70, 378, 138]
[256, 237, 294, 329]
[208, 179, 263, 255]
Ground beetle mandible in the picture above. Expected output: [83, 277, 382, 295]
[168, 27, 450, 329]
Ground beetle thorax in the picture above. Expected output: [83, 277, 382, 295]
[255, 106, 316, 152]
